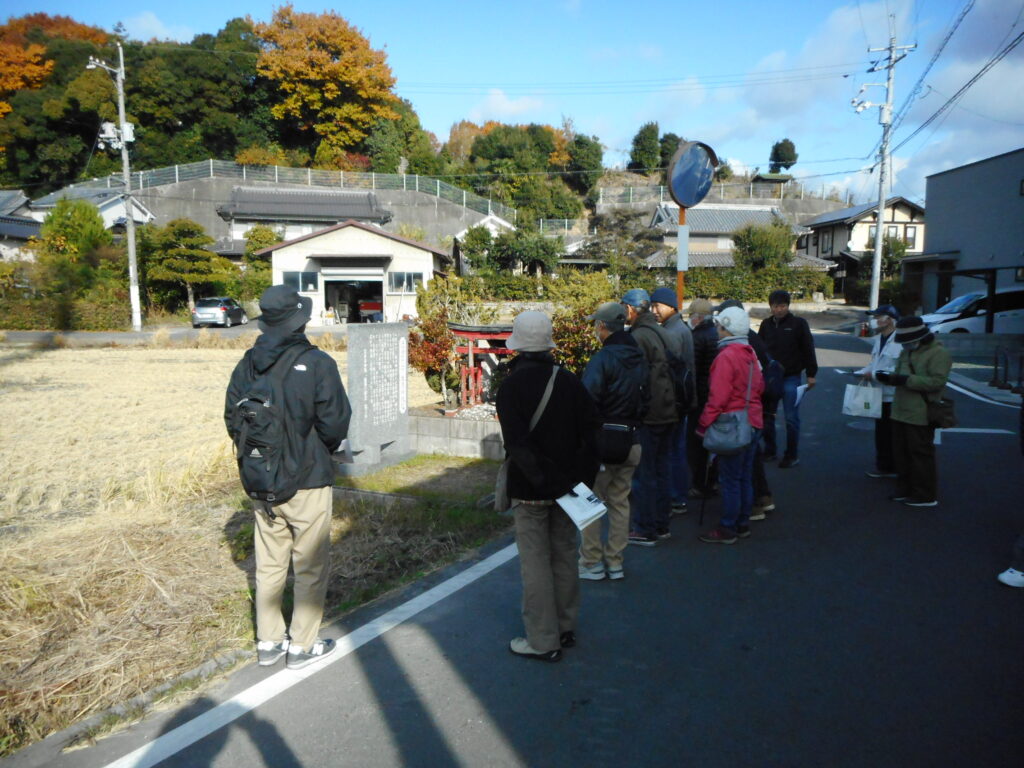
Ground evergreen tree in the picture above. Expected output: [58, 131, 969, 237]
[769, 139, 798, 173]
[627, 122, 659, 172]
[147, 219, 235, 310]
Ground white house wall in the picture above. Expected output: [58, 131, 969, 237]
[271, 226, 440, 325]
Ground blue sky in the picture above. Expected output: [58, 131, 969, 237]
[6, 0, 1024, 203]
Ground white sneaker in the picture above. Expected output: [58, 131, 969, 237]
[578, 561, 606, 580]
[997, 568, 1024, 588]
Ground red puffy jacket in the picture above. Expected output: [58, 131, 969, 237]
[698, 341, 765, 433]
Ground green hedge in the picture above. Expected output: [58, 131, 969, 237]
[464, 267, 832, 304]
[0, 285, 130, 331]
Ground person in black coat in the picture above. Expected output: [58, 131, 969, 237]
[579, 302, 648, 580]
[225, 285, 351, 670]
[757, 289, 818, 468]
[496, 311, 600, 661]
[687, 298, 719, 497]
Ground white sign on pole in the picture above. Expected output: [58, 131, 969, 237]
[676, 224, 690, 272]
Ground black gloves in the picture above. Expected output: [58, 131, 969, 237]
[875, 372, 908, 386]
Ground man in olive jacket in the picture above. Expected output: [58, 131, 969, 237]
[876, 317, 952, 507]
[622, 289, 678, 546]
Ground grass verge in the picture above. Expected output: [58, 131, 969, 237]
[1, 454, 508, 758]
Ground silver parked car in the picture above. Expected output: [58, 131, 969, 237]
[191, 297, 249, 328]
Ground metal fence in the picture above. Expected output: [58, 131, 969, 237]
[597, 181, 856, 206]
[538, 219, 590, 236]
[68, 159, 518, 223]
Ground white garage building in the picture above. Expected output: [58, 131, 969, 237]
[255, 220, 452, 326]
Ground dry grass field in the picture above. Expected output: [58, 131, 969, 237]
[0, 335, 461, 755]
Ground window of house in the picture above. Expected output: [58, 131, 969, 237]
[812, 233, 818, 247]
[821, 230, 832, 254]
[868, 225, 877, 242]
[283, 271, 319, 292]
[388, 271, 423, 293]
[905, 226, 917, 249]
[797, 235, 807, 250]
[887, 225, 898, 240]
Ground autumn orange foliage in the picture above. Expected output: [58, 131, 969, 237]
[253, 4, 398, 152]
[0, 14, 108, 121]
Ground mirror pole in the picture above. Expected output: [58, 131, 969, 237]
[677, 206, 687, 306]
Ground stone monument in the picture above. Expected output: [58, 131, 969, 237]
[341, 323, 414, 476]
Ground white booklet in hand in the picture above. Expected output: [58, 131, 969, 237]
[556, 483, 607, 531]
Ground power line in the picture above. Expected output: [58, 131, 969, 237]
[855, 0, 872, 48]
[890, 0, 975, 136]
[890, 30, 1024, 154]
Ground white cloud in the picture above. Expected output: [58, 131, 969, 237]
[468, 90, 543, 122]
[122, 11, 194, 42]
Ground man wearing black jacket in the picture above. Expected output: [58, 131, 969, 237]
[687, 298, 719, 496]
[757, 289, 818, 468]
[225, 285, 351, 670]
[579, 302, 648, 581]
[497, 311, 600, 662]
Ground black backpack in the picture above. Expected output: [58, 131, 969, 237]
[634, 325, 696, 416]
[228, 343, 312, 514]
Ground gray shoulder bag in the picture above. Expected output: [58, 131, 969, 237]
[494, 366, 559, 513]
[702, 361, 754, 456]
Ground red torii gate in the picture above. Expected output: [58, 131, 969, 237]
[448, 323, 513, 407]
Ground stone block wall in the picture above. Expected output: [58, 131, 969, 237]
[409, 414, 503, 460]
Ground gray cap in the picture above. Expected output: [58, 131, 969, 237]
[586, 301, 627, 325]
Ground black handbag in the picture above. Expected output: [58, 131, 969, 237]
[924, 395, 957, 429]
[598, 423, 635, 464]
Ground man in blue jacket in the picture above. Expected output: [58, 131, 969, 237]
[579, 302, 649, 581]
[225, 285, 351, 670]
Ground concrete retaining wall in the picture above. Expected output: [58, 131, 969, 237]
[936, 333, 1024, 356]
[409, 414, 503, 460]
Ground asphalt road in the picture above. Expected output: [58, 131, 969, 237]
[7, 331, 1023, 768]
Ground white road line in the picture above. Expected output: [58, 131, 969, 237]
[103, 543, 519, 768]
[946, 381, 1020, 408]
[939, 428, 1015, 435]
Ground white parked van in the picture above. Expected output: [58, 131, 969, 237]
[922, 286, 1024, 334]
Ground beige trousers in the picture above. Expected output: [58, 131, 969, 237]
[581, 443, 641, 569]
[254, 486, 333, 652]
[512, 501, 580, 652]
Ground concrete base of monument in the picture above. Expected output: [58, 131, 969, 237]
[334, 449, 418, 478]
[331, 485, 419, 507]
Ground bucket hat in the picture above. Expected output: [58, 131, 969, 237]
[507, 310, 555, 352]
[894, 316, 930, 345]
[258, 285, 312, 333]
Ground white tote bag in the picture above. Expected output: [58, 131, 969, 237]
[842, 381, 882, 419]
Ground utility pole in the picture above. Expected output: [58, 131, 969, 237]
[851, 15, 914, 310]
[88, 43, 142, 332]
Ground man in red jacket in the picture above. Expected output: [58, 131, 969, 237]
[696, 306, 765, 544]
